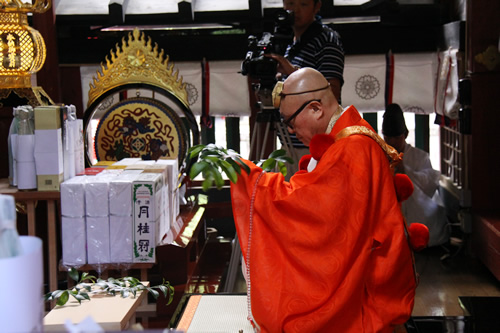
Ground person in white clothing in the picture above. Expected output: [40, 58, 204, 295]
[382, 104, 450, 247]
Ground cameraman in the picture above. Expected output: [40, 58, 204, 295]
[267, 0, 345, 165]
[267, 0, 345, 102]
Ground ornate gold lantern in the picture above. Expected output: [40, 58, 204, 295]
[0, 0, 51, 89]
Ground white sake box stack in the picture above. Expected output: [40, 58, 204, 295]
[85, 173, 117, 264]
[34, 106, 64, 191]
[60, 175, 87, 266]
[108, 171, 142, 263]
[132, 172, 163, 263]
[143, 164, 170, 244]
[155, 159, 180, 239]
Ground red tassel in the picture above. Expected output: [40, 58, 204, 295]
[394, 174, 413, 202]
[299, 154, 312, 171]
[408, 223, 429, 251]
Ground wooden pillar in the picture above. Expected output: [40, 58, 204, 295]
[32, 4, 61, 104]
[467, 0, 500, 213]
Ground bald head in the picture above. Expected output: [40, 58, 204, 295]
[284, 67, 329, 95]
[279, 68, 339, 146]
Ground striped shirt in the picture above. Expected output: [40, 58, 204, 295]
[285, 21, 344, 85]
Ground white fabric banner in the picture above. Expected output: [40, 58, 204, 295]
[208, 60, 251, 117]
[392, 53, 438, 114]
[173, 61, 203, 116]
[342, 54, 386, 113]
[434, 49, 460, 120]
[81, 60, 251, 117]
[174, 60, 251, 117]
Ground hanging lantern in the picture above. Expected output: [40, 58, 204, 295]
[0, 1, 51, 89]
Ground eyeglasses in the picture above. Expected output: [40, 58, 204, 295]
[272, 81, 330, 109]
[280, 99, 321, 129]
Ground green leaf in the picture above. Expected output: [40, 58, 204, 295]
[80, 272, 96, 283]
[278, 161, 288, 177]
[261, 158, 276, 172]
[68, 268, 79, 282]
[188, 144, 205, 158]
[44, 292, 52, 301]
[201, 174, 214, 192]
[276, 156, 294, 164]
[211, 166, 225, 189]
[156, 285, 169, 297]
[189, 161, 209, 180]
[226, 158, 242, 175]
[269, 149, 286, 159]
[148, 288, 159, 299]
[235, 157, 251, 174]
[71, 293, 87, 303]
[52, 290, 64, 299]
[219, 160, 238, 183]
[56, 290, 69, 306]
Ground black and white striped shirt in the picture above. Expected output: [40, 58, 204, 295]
[285, 21, 344, 85]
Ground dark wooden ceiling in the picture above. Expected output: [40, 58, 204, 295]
[51, 0, 459, 65]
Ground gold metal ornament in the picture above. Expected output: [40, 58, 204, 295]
[475, 45, 500, 71]
[0, 0, 51, 88]
[88, 28, 189, 109]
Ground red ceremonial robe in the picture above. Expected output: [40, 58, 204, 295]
[230, 106, 417, 332]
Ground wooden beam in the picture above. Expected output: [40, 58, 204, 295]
[109, 0, 129, 25]
[178, 0, 194, 22]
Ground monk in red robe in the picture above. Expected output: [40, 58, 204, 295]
[231, 68, 417, 332]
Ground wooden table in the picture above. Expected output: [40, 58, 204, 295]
[44, 282, 150, 331]
[0, 178, 60, 293]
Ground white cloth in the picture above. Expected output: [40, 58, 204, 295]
[401, 143, 450, 247]
[342, 54, 386, 112]
[392, 53, 438, 115]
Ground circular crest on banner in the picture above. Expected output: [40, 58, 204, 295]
[94, 97, 187, 163]
[355, 75, 380, 100]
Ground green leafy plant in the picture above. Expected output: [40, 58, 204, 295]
[255, 149, 294, 176]
[44, 268, 174, 307]
[186, 144, 293, 191]
[186, 144, 251, 191]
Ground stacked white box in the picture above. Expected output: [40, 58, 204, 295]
[143, 164, 171, 244]
[34, 106, 64, 191]
[85, 174, 117, 264]
[74, 120, 85, 176]
[109, 172, 141, 263]
[155, 159, 179, 233]
[60, 175, 87, 266]
[132, 173, 163, 263]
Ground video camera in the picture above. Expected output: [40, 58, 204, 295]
[240, 9, 294, 88]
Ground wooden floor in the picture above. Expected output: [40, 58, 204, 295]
[412, 240, 500, 317]
[141, 235, 500, 330]
[227, 238, 500, 318]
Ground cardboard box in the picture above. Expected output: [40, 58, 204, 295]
[34, 105, 62, 130]
[36, 174, 64, 191]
